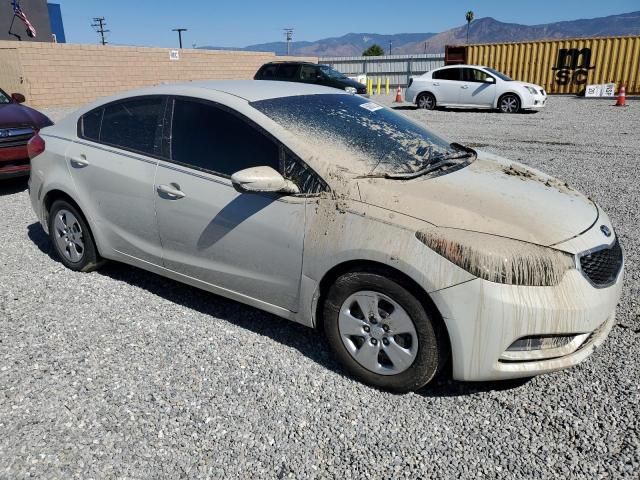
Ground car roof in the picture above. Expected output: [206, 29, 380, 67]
[261, 61, 317, 66]
[434, 64, 488, 69]
[83, 80, 349, 106]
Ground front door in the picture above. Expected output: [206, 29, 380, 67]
[154, 97, 306, 311]
[459, 68, 497, 107]
[68, 96, 165, 264]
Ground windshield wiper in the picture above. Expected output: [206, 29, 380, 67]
[359, 143, 476, 180]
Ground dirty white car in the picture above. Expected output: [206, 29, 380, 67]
[28, 81, 622, 392]
[406, 65, 547, 113]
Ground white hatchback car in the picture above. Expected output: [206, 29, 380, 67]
[406, 65, 547, 113]
[28, 81, 622, 392]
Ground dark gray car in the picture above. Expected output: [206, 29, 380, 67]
[254, 62, 367, 94]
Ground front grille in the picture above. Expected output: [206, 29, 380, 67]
[0, 127, 34, 148]
[579, 238, 623, 288]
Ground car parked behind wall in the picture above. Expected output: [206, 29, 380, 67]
[0, 88, 53, 179]
[255, 61, 367, 95]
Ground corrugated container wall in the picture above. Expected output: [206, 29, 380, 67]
[466, 36, 640, 94]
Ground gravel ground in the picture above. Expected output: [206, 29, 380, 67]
[1, 97, 638, 479]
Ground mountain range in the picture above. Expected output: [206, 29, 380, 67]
[199, 11, 640, 56]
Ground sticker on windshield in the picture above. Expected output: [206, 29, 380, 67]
[359, 102, 383, 112]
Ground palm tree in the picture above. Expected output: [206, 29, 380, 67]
[466, 11, 474, 44]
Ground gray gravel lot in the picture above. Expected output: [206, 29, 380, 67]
[1, 97, 639, 479]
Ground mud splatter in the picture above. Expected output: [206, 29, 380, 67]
[415, 227, 575, 286]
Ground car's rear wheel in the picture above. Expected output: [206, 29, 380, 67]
[417, 92, 436, 110]
[323, 268, 445, 392]
[48, 199, 103, 272]
[499, 93, 521, 113]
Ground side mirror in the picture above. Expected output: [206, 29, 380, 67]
[11, 93, 25, 103]
[484, 77, 496, 84]
[231, 166, 300, 194]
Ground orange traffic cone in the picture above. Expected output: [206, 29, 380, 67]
[615, 83, 626, 107]
[394, 86, 403, 103]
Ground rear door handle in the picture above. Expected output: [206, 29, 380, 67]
[461, 85, 469, 89]
[432, 82, 440, 86]
[70, 156, 89, 168]
[157, 183, 185, 199]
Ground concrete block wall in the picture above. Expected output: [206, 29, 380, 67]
[0, 41, 317, 108]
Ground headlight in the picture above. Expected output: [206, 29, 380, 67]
[344, 86, 357, 94]
[524, 86, 538, 95]
[415, 227, 575, 286]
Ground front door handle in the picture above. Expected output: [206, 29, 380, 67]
[461, 85, 469, 89]
[70, 156, 89, 168]
[157, 183, 185, 199]
[432, 82, 440, 86]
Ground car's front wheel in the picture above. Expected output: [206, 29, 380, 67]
[323, 268, 446, 392]
[48, 199, 103, 272]
[498, 93, 521, 113]
[417, 92, 436, 110]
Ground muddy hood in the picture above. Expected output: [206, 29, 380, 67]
[356, 152, 598, 246]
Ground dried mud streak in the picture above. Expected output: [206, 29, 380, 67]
[415, 227, 574, 287]
[502, 164, 576, 196]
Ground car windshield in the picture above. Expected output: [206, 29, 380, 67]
[251, 94, 466, 176]
[318, 65, 347, 79]
[0, 89, 10, 104]
[484, 68, 512, 81]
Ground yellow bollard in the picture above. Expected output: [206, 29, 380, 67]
[376, 77, 381, 95]
[385, 78, 389, 95]
[366, 78, 370, 95]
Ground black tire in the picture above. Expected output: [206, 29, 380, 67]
[48, 199, 103, 272]
[323, 267, 446, 393]
[417, 92, 436, 110]
[498, 93, 521, 113]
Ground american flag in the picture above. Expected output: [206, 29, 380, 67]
[12, 0, 37, 38]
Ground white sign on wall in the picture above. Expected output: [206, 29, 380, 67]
[585, 83, 616, 97]
[169, 50, 180, 61]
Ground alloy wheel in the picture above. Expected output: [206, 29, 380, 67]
[500, 95, 519, 113]
[53, 209, 85, 263]
[418, 94, 435, 110]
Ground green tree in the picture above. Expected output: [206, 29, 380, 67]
[466, 11, 474, 44]
[362, 44, 385, 56]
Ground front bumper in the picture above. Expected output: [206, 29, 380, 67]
[431, 260, 623, 381]
[0, 145, 30, 179]
[522, 93, 547, 110]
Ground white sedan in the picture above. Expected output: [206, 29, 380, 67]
[28, 81, 621, 392]
[406, 65, 547, 113]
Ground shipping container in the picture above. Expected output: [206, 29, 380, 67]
[465, 36, 640, 94]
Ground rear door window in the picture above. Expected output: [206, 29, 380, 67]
[276, 64, 299, 80]
[170, 98, 280, 177]
[299, 65, 318, 82]
[99, 97, 165, 156]
[433, 68, 461, 81]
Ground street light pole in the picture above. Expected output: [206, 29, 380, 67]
[172, 28, 187, 48]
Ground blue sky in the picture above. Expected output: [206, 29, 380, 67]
[52, 0, 639, 48]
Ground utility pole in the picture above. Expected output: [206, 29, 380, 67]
[172, 28, 187, 48]
[91, 17, 109, 45]
[283, 28, 293, 56]
[389, 41, 392, 56]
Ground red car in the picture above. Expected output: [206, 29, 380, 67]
[0, 88, 52, 179]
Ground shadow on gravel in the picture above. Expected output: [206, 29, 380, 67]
[26, 220, 534, 397]
[418, 377, 531, 398]
[0, 177, 28, 196]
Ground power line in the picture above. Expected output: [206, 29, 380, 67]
[283, 28, 293, 56]
[91, 17, 109, 45]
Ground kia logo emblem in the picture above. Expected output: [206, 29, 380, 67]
[600, 225, 612, 237]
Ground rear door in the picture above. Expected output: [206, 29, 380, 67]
[154, 97, 307, 311]
[67, 96, 165, 264]
[459, 68, 497, 107]
[431, 68, 463, 105]
[275, 64, 300, 82]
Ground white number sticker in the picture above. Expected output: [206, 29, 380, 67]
[359, 102, 383, 112]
